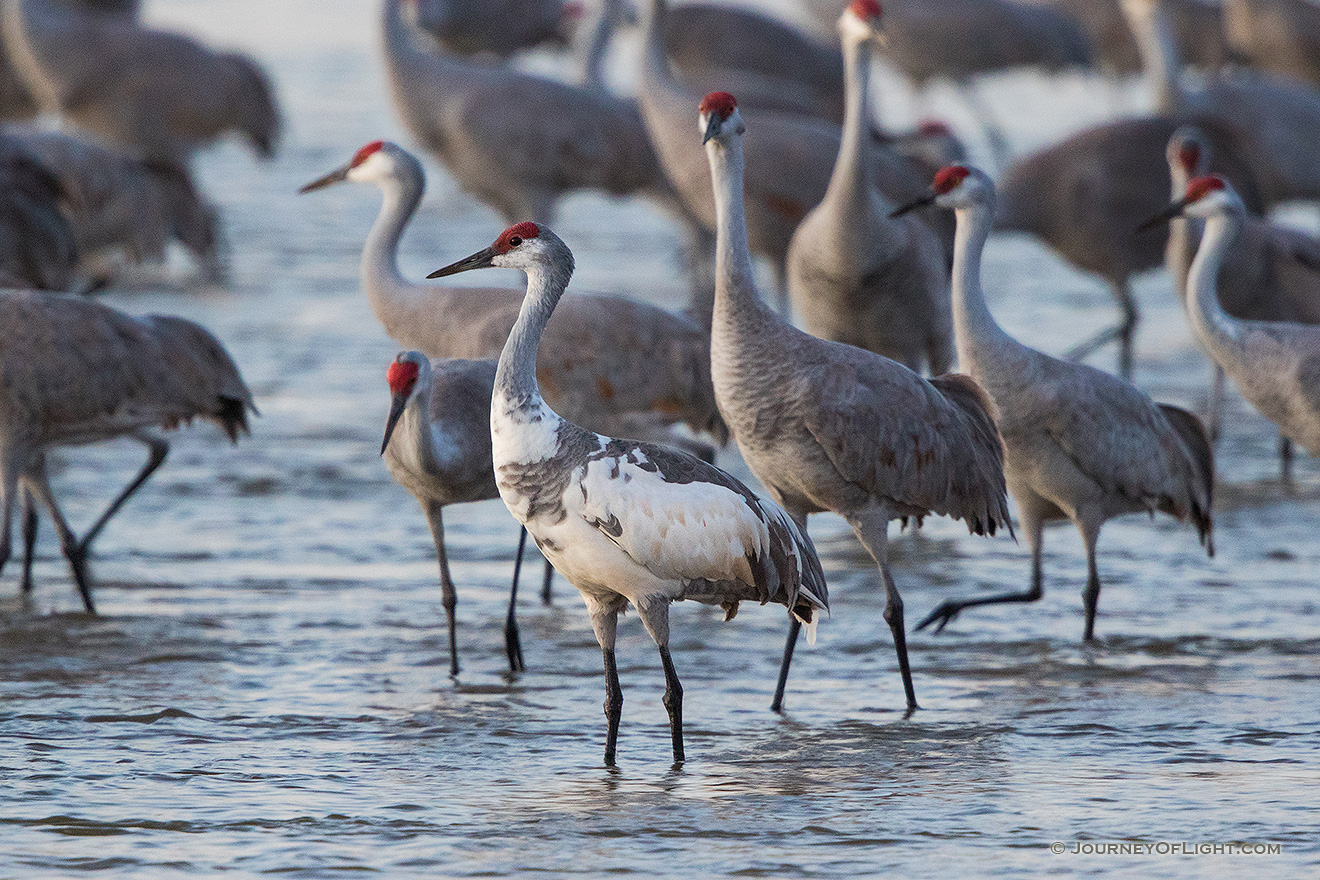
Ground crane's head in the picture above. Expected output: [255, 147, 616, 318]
[299, 140, 411, 193]
[890, 120, 968, 170]
[1167, 126, 1210, 180]
[426, 222, 575, 280]
[1137, 175, 1243, 230]
[381, 351, 429, 455]
[840, 0, 886, 46]
[699, 91, 745, 146]
[890, 164, 993, 217]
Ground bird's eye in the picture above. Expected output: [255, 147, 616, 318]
[509, 236, 522, 247]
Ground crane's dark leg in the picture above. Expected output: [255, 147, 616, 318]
[917, 511, 1046, 633]
[770, 616, 801, 714]
[505, 527, 528, 673]
[1064, 279, 1138, 379]
[1206, 363, 1226, 443]
[0, 463, 17, 585]
[424, 501, 460, 676]
[19, 488, 38, 594]
[78, 433, 168, 553]
[587, 599, 624, 766]
[541, 558, 554, 606]
[25, 464, 94, 613]
[1080, 520, 1103, 643]
[848, 507, 919, 717]
[1280, 435, 1294, 489]
[638, 600, 684, 763]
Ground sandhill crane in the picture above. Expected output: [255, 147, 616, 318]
[1164, 126, 1320, 477]
[802, 0, 1090, 161]
[0, 137, 76, 290]
[786, 3, 952, 374]
[2, 0, 280, 164]
[3, 127, 222, 283]
[426, 222, 829, 766]
[1040, 0, 1228, 76]
[635, 0, 948, 311]
[1223, 0, 1320, 91]
[894, 165, 1213, 640]
[0, 289, 254, 612]
[413, 0, 575, 58]
[1122, 0, 1320, 207]
[996, 114, 1266, 378]
[379, 351, 552, 675]
[300, 141, 725, 448]
[701, 94, 1010, 716]
[1142, 175, 1320, 459]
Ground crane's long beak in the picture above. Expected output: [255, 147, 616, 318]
[890, 191, 935, 218]
[702, 114, 723, 145]
[1136, 198, 1188, 232]
[380, 394, 407, 455]
[427, 247, 496, 278]
[299, 165, 350, 194]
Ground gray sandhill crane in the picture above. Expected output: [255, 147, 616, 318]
[1223, 0, 1320, 91]
[1041, 0, 1228, 77]
[3, 127, 222, 282]
[1122, 0, 1320, 207]
[1143, 175, 1320, 460]
[1164, 126, 1320, 478]
[414, 0, 575, 58]
[380, 351, 548, 676]
[0, 137, 76, 290]
[894, 165, 1214, 641]
[802, 0, 1090, 162]
[1, 0, 280, 164]
[636, 0, 949, 311]
[0, 288, 254, 612]
[427, 222, 827, 766]
[786, 3, 952, 374]
[701, 95, 1010, 716]
[996, 115, 1266, 378]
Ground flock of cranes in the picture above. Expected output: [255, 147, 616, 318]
[3, 0, 1320, 766]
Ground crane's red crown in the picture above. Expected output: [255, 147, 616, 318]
[494, 222, 541, 254]
[700, 91, 738, 120]
[1186, 175, 1226, 202]
[387, 358, 419, 395]
[848, 0, 883, 21]
[917, 120, 952, 138]
[1177, 141, 1201, 173]
[934, 165, 971, 194]
[352, 140, 386, 167]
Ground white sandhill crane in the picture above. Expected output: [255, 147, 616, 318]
[1164, 126, 1320, 478]
[380, 351, 550, 675]
[801, 0, 1090, 162]
[636, 0, 948, 311]
[1, 0, 280, 165]
[1142, 175, 1320, 459]
[426, 222, 829, 766]
[894, 165, 1214, 640]
[0, 289, 255, 612]
[786, 4, 952, 374]
[413, 0, 575, 58]
[1122, 0, 1320, 207]
[1223, 0, 1320, 91]
[0, 137, 76, 290]
[1041, 0, 1228, 77]
[2, 127, 222, 283]
[996, 114, 1267, 378]
[701, 94, 1010, 716]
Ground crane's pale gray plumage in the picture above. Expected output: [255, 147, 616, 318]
[702, 98, 1010, 717]
[0, 288, 254, 612]
[786, 5, 951, 374]
[413, 0, 573, 58]
[1223, 0, 1320, 92]
[426, 221, 827, 765]
[1159, 175, 1320, 458]
[899, 166, 1213, 642]
[299, 140, 726, 447]
[2, 0, 280, 163]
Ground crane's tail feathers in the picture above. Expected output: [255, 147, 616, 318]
[1156, 404, 1215, 557]
[929, 373, 1015, 538]
[768, 507, 828, 647]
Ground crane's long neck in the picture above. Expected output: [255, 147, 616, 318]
[708, 134, 780, 346]
[950, 197, 1018, 370]
[494, 262, 570, 414]
[361, 169, 449, 335]
[1186, 209, 1246, 349]
[383, 0, 462, 78]
[1166, 160, 1198, 301]
[579, 0, 624, 89]
[638, 0, 691, 113]
[1125, 1, 1187, 114]
[395, 373, 439, 473]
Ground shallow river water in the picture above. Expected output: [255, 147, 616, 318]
[1, 1, 1317, 877]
